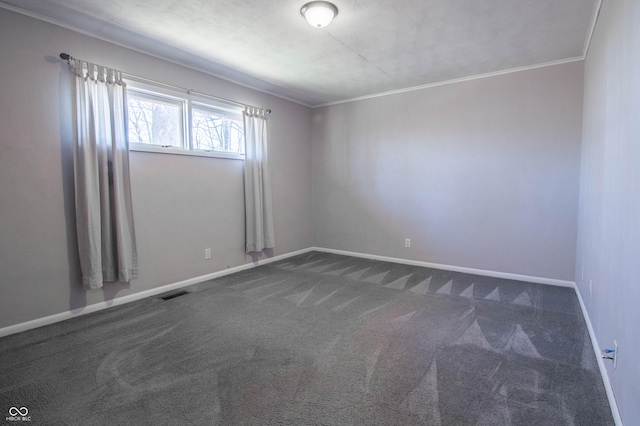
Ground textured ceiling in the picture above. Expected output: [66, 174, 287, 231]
[2, 0, 599, 106]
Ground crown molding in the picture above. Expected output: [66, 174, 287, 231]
[312, 57, 584, 108]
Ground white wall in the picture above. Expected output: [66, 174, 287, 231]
[312, 62, 584, 281]
[576, 0, 640, 423]
[0, 8, 313, 329]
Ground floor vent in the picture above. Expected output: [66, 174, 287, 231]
[159, 290, 190, 301]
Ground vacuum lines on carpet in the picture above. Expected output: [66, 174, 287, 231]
[0, 251, 614, 425]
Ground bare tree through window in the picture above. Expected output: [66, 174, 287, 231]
[192, 107, 244, 154]
[127, 93, 182, 147]
[126, 86, 245, 156]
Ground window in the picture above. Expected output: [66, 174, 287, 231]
[126, 81, 244, 159]
[192, 104, 244, 155]
[128, 90, 184, 148]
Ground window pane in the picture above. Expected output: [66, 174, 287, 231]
[127, 92, 183, 148]
[192, 107, 244, 155]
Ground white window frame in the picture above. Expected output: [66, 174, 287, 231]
[126, 79, 245, 161]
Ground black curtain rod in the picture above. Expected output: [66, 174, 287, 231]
[58, 53, 271, 114]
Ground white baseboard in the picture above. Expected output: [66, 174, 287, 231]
[0, 246, 575, 338]
[574, 284, 623, 425]
[0, 247, 313, 338]
[312, 247, 575, 287]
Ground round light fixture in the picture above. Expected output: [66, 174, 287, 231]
[300, 1, 338, 28]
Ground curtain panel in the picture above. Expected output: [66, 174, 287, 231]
[70, 59, 137, 289]
[243, 106, 275, 253]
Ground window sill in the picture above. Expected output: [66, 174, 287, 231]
[129, 144, 245, 160]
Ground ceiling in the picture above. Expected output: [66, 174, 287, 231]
[2, 0, 599, 107]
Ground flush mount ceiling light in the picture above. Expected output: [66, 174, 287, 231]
[300, 1, 338, 28]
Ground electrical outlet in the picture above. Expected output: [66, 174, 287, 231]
[589, 279, 592, 298]
[405, 238, 411, 248]
[205, 248, 211, 260]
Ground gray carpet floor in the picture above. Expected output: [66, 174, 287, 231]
[0, 251, 614, 425]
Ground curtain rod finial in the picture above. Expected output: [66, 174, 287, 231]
[60, 53, 72, 61]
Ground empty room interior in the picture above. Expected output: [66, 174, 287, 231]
[0, 0, 638, 424]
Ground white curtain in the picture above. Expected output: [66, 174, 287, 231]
[71, 59, 137, 289]
[243, 106, 275, 252]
